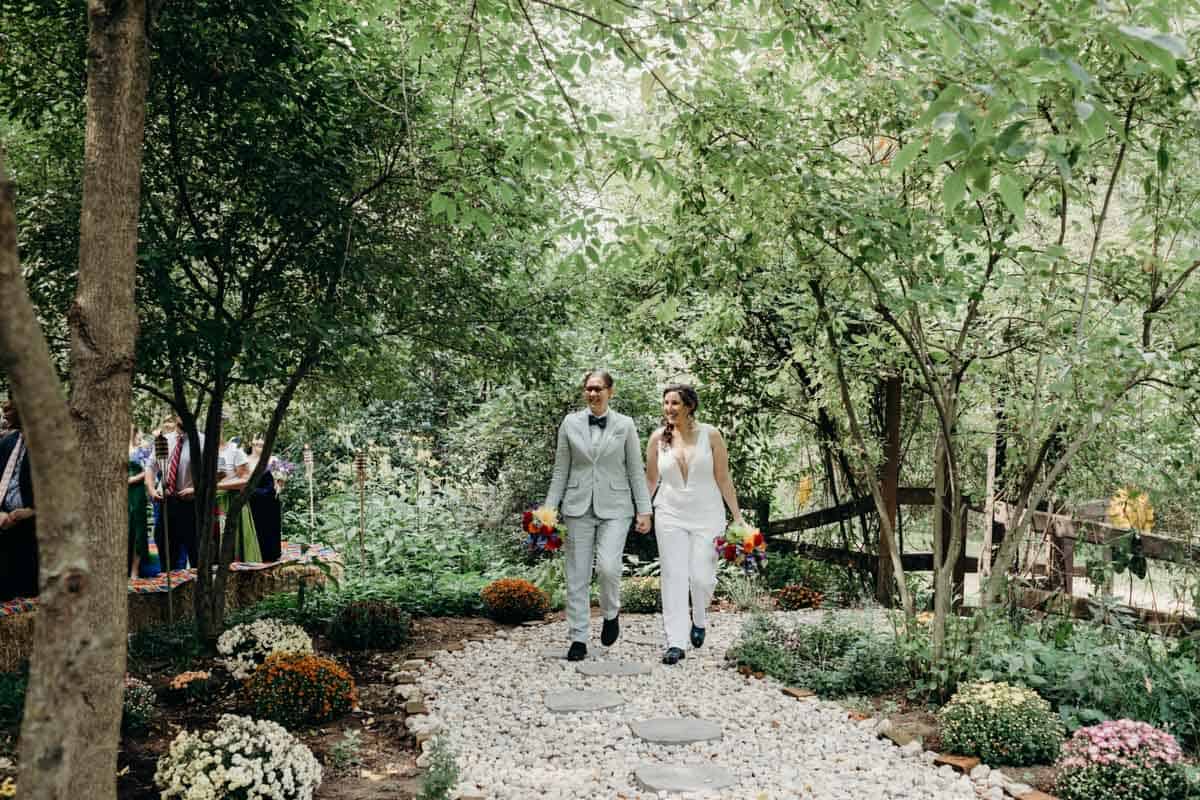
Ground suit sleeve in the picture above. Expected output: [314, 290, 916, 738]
[543, 419, 571, 510]
[625, 420, 652, 515]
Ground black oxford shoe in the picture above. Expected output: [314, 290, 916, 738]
[566, 641, 587, 661]
[601, 615, 620, 646]
[690, 625, 706, 648]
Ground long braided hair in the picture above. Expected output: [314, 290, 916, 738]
[660, 384, 699, 449]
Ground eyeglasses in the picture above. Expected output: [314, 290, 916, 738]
[584, 386, 607, 393]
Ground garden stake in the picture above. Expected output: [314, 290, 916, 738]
[303, 444, 315, 534]
[154, 433, 173, 624]
[355, 449, 367, 566]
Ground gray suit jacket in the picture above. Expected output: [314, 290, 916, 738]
[544, 409, 652, 519]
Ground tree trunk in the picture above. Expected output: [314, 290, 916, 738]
[0, 162, 86, 800]
[14, 3, 150, 797]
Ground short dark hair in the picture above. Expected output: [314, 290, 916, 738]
[581, 369, 614, 389]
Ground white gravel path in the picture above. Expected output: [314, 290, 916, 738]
[405, 610, 997, 799]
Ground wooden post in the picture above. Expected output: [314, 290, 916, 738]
[1049, 517, 1076, 595]
[877, 376, 900, 606]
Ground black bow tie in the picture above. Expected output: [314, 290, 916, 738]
[588, 414, 607, 429]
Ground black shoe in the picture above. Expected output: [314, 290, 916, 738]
[601, 615, 620, 646]
[662, 647, 685, 665]
[690, 625, 706, 648]
[566, 642, 587, 661]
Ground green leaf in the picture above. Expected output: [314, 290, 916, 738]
[640, 71, 655, 107]
[864, 20, 883, 58]
[782, 28, 796, 51]
[890, 138, 924, 174]
[943, 167, 966, 211]
[997, 174, 1025, 223]
[1118, 25, 1188, 59]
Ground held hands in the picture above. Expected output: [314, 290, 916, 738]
[0, 508, 33, 529]
[635, 513, 652, 534]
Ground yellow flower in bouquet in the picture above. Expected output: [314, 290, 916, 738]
[532, 506, 560, 531]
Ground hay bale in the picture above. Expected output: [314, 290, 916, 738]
[0, 613, 34, 673]
[0, 556, 342, 667]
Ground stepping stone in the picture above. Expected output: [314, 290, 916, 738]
[631, 717, 722, 744]
[576, 661, 652, 676]
[634, 763, 736, 793]
[544, 689, 625, 713]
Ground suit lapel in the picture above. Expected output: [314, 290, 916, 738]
[569, 411, 593, 461]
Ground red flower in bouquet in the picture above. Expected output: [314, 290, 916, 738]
[523, 504, 566, 554]
[716, 521, 767, 574]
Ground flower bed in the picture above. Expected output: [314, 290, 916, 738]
[1055, 719, 1187, 800]
[938, 681, 1064, 766]
[155, 713, 322, 799]
[217, 618, 314, 680]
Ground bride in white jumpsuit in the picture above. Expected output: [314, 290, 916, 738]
[644, 384, 746, 665]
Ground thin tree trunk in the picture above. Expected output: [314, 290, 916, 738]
[0, 160, 86, 800]
[877, 375, 901, 606]
[14, 2, 150, 796]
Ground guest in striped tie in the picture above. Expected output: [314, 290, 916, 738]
[0, 400, 37, 602]
[147, 415, 205, 570]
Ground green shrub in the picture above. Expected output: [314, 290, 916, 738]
[727, 614, 907, 697]
[128, 620, 202, 670]
[765, 554, 832, 592]
[245, 653, 357, 728]
[938, 681, 1065, 765]
[726, 615, 799, 682]
[417, 737, 460, 800]
[123, 675, 157, 734]
[329, 600, 410, 651]
[480, 578, 549, 623]
[1055, 720, 1187, 800]
[0, 671, 26, 729]
[621, 576, 661, 613]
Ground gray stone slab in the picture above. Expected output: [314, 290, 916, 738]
[575, 661, 653, 676]
[544, 689, 625, 713]
[631, 717, 722, 744]
[634, 763, 736, 793]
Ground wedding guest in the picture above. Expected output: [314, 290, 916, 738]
[246, 436, 282, 562]
[0, 400, 37, 602]
[128, 426, 153, 579]
[216, 422, 261, 563]
[147, 415, 203, 570]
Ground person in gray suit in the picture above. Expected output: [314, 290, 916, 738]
[545, 369, 653, 661]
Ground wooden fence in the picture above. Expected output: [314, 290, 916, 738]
[765, 491, 1200, 633]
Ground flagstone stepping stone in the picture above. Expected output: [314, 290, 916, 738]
[575, 661, 652, 676]
[633, 763, 736, 793]
[544, 689, 625, 713]
[631, 717, 722, 744]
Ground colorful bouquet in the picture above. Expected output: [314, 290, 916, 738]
[716, 521, 767, 574]
[523, 504, 566, 553]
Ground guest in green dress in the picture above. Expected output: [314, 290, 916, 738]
[217, 430, 261, 563]
[128, 436, 152, 578]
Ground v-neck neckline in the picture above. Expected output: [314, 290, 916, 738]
[672, 425, 702, 488]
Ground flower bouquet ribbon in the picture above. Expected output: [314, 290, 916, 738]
[715, 521, 766, 574]
[523, 504, 566, 553]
